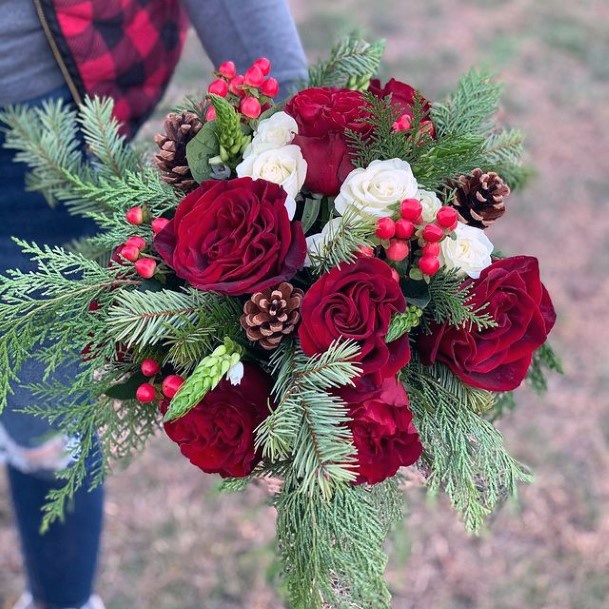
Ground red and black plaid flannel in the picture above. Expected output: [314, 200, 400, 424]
[38, 0, 189, 138]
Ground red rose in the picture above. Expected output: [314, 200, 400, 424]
[154, 177, 306, 296]
[418, 256, 556, 391]
[347, 376, 422, 485]
[299, 258, 411, 395]
[162, 363, 273, 478]
[369, 78, 434, 135]
[284, 87, 371, 196]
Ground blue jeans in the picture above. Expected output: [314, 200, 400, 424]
[1, 86, 103, 609]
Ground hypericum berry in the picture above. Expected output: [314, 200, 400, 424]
[400, 198, 423, 222]
[125, 235, 146, 250]
[120, 244, 140, 262]
[394, 218, 415, 239]
[260, 77, 279, 98]
[436, 206, 459, 230]
[229, 74, 245, 96]
[151, 217, 170, 235]
[356, 245, 375, 258]
[208, 78, 229, 97]
[136, 383, 156, 403]
[422, 223, 444, 243]
[162, 375, 185, 399]
[140, 358, 160, 377]
[218, 60, 236, 79]
[421, 241, 441, 256]
[240, 96, 262, 119]
[205, 106, 217, 121]
[375, 217, 396, 240]
[385, 239, 410, 262]
[253, 57, 271, 76]
[125, 206, 145, 225]
[392, 114, 412, 132]
[134, 258, 157, 279]
[244, 65, 265, 88]
[419, 254, 440, 276]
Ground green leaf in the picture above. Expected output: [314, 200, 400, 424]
[186, 120, 219, 183]
[104, 371, 148, 400]
[400, 278, 431, 308]
[300, 196, 322, 233]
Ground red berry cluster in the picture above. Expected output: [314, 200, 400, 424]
[135, 357, 185, 403]
[120, 208, 171, 279]
[206, 57, 278, 121]
[373, 198, 459, 278]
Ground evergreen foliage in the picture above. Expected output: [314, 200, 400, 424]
[404, 358, 531, 532]
[308, 209, 376, 275]
[275, 477, 403, 609]
[307, 34, 386, 89]
[424, 269, 498, 330]
[256, 339, 361, 499]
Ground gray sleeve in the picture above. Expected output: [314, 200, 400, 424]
[180, 0, 308, 98]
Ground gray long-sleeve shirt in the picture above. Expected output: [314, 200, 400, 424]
[0, 0, 307, 106]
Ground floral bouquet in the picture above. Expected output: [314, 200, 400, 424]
[0, 37, 560, 609]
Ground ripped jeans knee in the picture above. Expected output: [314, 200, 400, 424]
[0, 422, 79, 479]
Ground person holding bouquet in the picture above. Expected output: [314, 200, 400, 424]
[0, 2, 307, 608]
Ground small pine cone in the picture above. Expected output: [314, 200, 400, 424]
[241, 283, 304, 350]
[453, 169, 511, 229]
[154, 112, 202, 192]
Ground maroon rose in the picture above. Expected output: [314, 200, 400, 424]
[418, 256, 556, 391]
[299, 258, 411, 395]
[284, 87, 371, 196]
[162, 363, 273, 478]
[154, 177, 306, 296]
[369, 78, 434, 136]
[347, 376, 422, 485]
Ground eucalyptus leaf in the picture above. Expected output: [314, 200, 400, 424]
[301, 196, 322, 233]
[105, 371, 148, 400]
[400, 278, 431, 308]
[185, 120, 219, 183]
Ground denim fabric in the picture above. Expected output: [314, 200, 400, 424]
[1, 85, 103, 609]
[1, 84, 97, 453]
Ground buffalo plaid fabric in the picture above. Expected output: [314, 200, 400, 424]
[40, 0, 189, 138]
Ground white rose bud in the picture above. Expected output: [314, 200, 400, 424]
[440, 222, 494, 279]
[416, 188, 442, 223]
[304, 217, 343, 267]
[236, 144, 307, 202]
[226, 361, 244, 386]
[335, 158, 418, 218]
[243, 111, 298, 157]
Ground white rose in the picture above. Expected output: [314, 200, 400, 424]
[440, 222, 494, 279]
[416, 188, 442, 223]
[236, 144, 307, 202]
[304, 217, 343, 267]
[243, 111, 298, 157]
[334, 158, 418, 218]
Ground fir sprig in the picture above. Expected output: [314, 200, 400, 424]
[256, 339, 361, 498]
[425, 269, 498, 330]
[309, 208, 376, 275]
[307, 34, 385, 89]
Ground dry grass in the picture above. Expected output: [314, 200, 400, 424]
[2, 0, 609, 607]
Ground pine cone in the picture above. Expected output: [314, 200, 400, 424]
[154, 112, 202, 192]
[241, 283, 304, 350]
[453, 169, 510, 229]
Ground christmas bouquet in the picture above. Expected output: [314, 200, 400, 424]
[0, 37, 560, 609]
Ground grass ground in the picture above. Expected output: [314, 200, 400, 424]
[2, 0, 609, 607]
